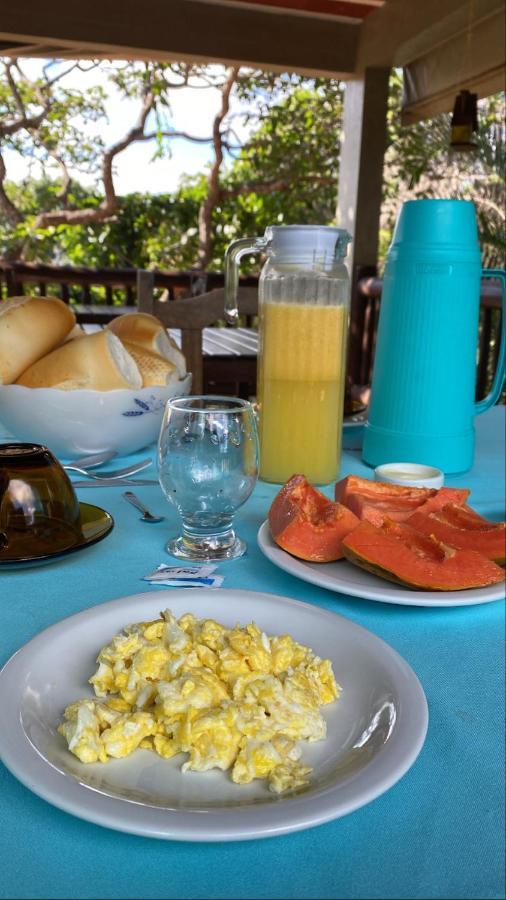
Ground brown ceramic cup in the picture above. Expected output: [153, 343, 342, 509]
[0, 443, 82, 560]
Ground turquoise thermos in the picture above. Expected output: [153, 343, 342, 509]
[362, 199, 506, 474]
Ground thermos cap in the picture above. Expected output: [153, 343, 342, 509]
[374, 462, 445, 489]
[390, 199, 479, 251]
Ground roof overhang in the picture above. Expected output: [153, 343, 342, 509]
[0, 0, 504, 119]
[0, 0, 361, 78]
[356, 0, 505, 120]
[400, 5, 505, 123]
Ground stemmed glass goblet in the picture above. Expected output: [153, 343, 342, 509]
[157, 396, 259, 560]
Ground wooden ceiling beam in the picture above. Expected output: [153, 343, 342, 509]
[0, 0, 359, 76]
[356, 0, 505, 69]
[401, 5, 505, 122]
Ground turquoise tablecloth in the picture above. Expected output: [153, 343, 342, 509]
[1, 407, 505, 900]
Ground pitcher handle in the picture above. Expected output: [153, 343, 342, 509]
[475, 269, 506, 415]
[224, 236, 267, 324]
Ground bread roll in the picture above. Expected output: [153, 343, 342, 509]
[106, 313, 187, 378]
[0, 295, 76, 384]
[16, 330, 142, 391]
[123, 341, 178, 387]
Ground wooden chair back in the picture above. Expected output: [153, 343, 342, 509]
[138, 271, 258, 392]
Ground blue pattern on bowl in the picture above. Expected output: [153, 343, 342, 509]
[122, 396, 166, 417]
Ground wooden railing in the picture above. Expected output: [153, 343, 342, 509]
[1, 260, 502, 400]
[0, 260, 258, 312]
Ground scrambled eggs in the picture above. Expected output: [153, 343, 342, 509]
[59, 609, 341, 793]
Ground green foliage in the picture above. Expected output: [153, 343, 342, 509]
[0, 72, 344, 271]
[0, 180, 201, 269]
[382, 71, 505, 267]
[0, 61, 107, 171]
[192, 80, 343, 270]
[0, 61, 504, 273]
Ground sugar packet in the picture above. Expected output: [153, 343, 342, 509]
[143, 564, 223, 588]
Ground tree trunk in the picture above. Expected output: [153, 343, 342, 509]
[0, 152, 23, 228]
[196, 66, 239, 272]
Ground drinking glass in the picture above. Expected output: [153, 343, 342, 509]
[157, 396, 259, 560]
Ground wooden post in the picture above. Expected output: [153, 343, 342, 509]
[182, 330, 204, 394]
[337, 67, 390, 385]
[147, 287, 258, 395]
[4, 265, 19, 297]
[136, 269, 155, 314]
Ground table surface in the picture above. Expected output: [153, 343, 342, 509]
[1, 407, 504, 900]
[197, 327, 258, 357]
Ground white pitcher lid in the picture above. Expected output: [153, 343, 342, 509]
[266, 225, 350, 262]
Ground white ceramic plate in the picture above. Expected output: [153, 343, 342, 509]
[258, 521, 506, 608]
[0, 588, 427, 842]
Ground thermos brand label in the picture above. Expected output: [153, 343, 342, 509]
[415, 262, 453, 276]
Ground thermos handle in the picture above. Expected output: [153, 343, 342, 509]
[475, 269, 506, 415]
[224, 236, 267, 324]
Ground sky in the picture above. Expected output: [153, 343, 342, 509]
[3, 60, 255, 195]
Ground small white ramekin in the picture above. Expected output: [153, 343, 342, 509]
[374, 462, 444, 489]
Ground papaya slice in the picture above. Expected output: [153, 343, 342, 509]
[408, 487, 470, 517]
[269, 474, 360, 562]
[341, 518, 505, 591]
[349, 495, 431, 527]
[409, 503, 506, 564]
[335, 475, 431, 508]
[335, 475, 469, 526]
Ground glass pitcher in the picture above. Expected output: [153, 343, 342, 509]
[225, 225, 351, 484]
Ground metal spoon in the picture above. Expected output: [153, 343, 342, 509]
[123, 491, 165, 523]
[64, 458, 152, 479]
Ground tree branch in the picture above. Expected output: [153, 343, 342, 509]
[0, 151, 23, 227]
[196, 66, 239, 270]
[0, 59, 52, 138]
[222, 174, 337, 200]
[1, 59, 95, 142]
[41, 60, 83, 89]
[101, 87, 154, 209]
[5, 62, 26, 118]
[34, 87, 156, 228]
[0, 102, 50, 138]
[140, 130, 215, 144]
[48, 151, 73, 205]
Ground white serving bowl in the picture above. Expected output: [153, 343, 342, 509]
[0, 375, 192, 459]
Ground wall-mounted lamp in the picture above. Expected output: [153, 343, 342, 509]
[450, 89, 479, 151]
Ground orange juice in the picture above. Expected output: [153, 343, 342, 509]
[257, 300, 348, 484]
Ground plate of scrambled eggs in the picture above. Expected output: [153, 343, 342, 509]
[0, 589, 428, 841]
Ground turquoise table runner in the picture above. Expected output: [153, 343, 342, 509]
[1, 407, 504, 900]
